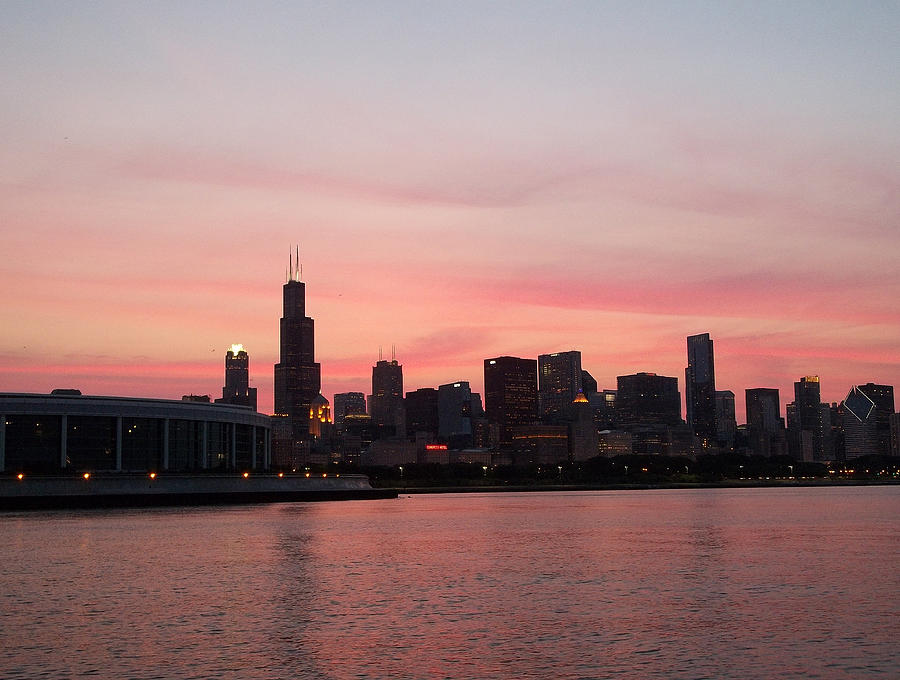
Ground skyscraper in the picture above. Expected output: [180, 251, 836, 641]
[715, 390, 736, 450]
[405, 387, 439, 441]
[746, 388, 786, 457]
[273, 250, 321, 463]
[843, 383, 895, 459]
[215, 344, 257, 410]
[437, 381, 475, 448]
[616, 373, 681, 426]
[685, 333, 717, 445]
[787, 376, 830, 461]
[333, 392, 367, 431]
[569, 390, 599, 461]
[484, 356, 538, 446]
[538, 351, 582, 423]
[580, 369, 598, 396]
[369, 356, 405, 439]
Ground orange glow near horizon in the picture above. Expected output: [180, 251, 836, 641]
[1, 6, 897, 426]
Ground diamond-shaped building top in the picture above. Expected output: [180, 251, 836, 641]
[844, 387, 875, 423]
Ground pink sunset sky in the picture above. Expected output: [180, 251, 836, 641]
[2, 2, 898, 422]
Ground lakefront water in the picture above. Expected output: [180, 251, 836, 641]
[1, 486, 897, 679]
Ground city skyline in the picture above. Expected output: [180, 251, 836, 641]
[2, 2, 898, 419]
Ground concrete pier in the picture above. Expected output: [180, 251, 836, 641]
[0, 473, 396, 510]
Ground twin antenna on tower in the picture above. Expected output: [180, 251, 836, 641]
[286, 246, 303, 283]
[289, 246, 397, 364]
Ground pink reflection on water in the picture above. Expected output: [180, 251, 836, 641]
[1, 488, 897, 679]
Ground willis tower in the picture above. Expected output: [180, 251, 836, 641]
[274, 248, 321, 465]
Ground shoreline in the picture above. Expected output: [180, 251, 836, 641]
[384, 478, 900, 495]
[0, 473, 398, 511]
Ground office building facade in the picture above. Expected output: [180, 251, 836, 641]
[746, 388, 786, 457]
[616, 373, 681, 427]
[405, 388, 439, 441]
[685, 333, 717, 445]
[843, 383, 895, 459]
[484, 356, 538, 446]
[437, 381, 476, 448]
[538, 351, 582, 424]
[715, 390, 736, 450]
[369, 358, 405, 439]
[333, 392, 367, 431]
[787, 376, 831, 461]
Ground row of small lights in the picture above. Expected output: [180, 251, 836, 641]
[14, 471, 337, 481]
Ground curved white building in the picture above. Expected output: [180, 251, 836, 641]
[0, 392, 271, 473]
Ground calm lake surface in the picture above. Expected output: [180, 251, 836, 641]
[1, 487, 897, 679]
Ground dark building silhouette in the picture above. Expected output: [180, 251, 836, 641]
[538, 351, 582, 423]
[590, 389, 617, 429]
[369, 355, 405, 439]
[890, 412, 900, 457]
[570, 390, 599, 461]
[787, 376, 831, 461]
[843, 383, 895, 459]
[715, 390, 736, 450]
[616, 373, 681, 426]
[215, 344, 257, 410]
[511, 424, 568, 464]
[746, 388, 786, 457]
[333, 392, 366, 431]
[614, 372, 689, 456]
[829, 401, 845, 460]
[340, 414, 374, 464]
[273, 250, 321, 466]
[437, 381, 480, 448]
[685, 333, 717, 445]
[581, 370, 598, 396]
[405, 387, 439, 441]
[484, 356, 538, 446]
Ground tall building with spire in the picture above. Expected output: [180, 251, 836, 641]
[369, 350, 405, 439]
[273, 248, 321, 465]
